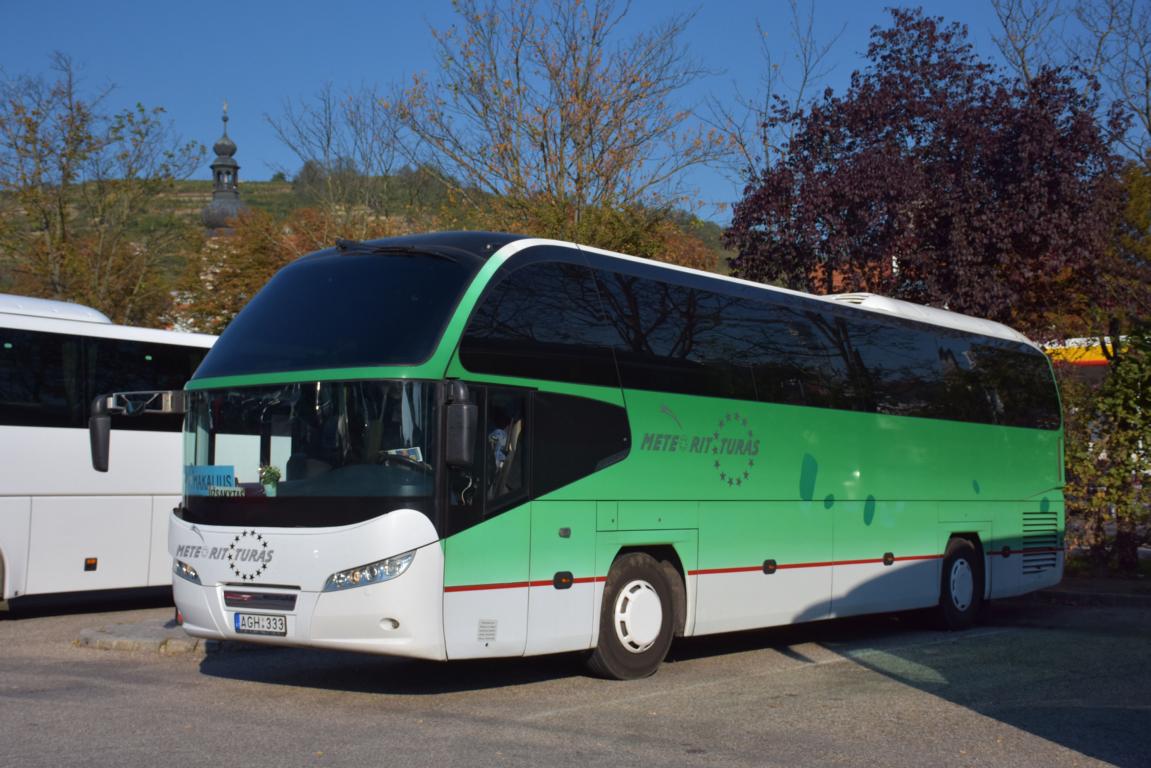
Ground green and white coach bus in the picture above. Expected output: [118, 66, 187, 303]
[92, 232, 1063, 679]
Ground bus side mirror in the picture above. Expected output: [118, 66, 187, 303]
[446, 402, 477, 467]
[87, 390, 186, 472]
[90, 397, 111, 473]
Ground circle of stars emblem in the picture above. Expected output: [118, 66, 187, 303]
[713, 411, 756, 488]
[227, 529, 271, 581]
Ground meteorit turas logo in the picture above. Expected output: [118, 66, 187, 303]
[639, 407, 759, 486]
[174, 529, 275, 581]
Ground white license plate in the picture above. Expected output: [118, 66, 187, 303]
[233, 612, 287, 636]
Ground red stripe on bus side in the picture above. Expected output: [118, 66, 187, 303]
[443, 581, 530, 593]
[689, 565, 763, 575]
[690, 554, 942, 577]
[445, 556, 946, 592]
[443, 576, 605, 593]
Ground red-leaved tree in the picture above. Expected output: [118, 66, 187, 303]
[725, 8, 1131, 339]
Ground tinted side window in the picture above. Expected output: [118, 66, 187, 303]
[841, 315, 941, 417]
[935, 336, 997, 423]
[748, 305, 863, 411]
[460, 261, 619, 387]
[92, 338, 208, 432]
[594, 271, 756, 399]
[0, 328, 84, 427]
[971, 345, 1060, 429]
[465, 255, 1059, 430]
[533, 392, 630, 496]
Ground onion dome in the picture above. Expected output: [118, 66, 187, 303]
[201, 102, 247, 231]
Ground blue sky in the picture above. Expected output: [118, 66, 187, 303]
[0, 1, 1009, 221]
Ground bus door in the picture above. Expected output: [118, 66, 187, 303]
[525, 499, 597, 655]
[442, 386, 533, 659]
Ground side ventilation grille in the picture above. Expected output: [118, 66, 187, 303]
[1022, 508, 1060, 574]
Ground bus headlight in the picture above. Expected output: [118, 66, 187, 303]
[173, 560, 201, 585]
[323, 550, 416, 592]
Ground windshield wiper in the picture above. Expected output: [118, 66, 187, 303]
[334, 240, 482, 267]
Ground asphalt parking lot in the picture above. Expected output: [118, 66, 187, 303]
[1, 596, 1148, 768]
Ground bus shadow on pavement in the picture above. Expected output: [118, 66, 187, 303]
[195, 610, 920, 695]
[194, 609, 943, 695]
[823, 601, 1151, 768]
[648, 597, 1151, 768]
[197, 643, 587, 694]
[658, 584, 1151, 768]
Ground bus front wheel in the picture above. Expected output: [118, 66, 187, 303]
[586, 553, 675, 680]
[935, 538, 984, 630]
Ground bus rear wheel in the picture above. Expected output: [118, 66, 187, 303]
[935, 538, 984, 630]
[586, 553, 675, 680]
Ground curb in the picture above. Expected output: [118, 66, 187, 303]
[1016, 589, 1151, 610]
[75, 619, 222, 656]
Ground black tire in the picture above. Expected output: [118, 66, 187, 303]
[586, 552, 676, 680]
[935, 538, 984, 630]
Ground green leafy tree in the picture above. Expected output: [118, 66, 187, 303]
[0, 53, 203, 325]
[1061, 161, 1150, 573]
[1116, 162, 1151, 292]
[1063, 325, 1151, 574]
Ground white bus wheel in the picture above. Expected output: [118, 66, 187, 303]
[586, 552, 675, 680]
[935, 538, 984, 630]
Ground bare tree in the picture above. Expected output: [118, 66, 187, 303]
[267, 82, 404, 236]
[993, 0, 1151, 166]
[710, 0, 844, 178]
[390, 0, 725, 247]
[991, 0, 1067, 85]
[1077, 0, 1151, 162]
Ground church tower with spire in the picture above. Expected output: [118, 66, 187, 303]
[201, 102, 247, 231]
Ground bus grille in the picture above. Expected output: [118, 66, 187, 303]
[1022, 508, 1060, 574]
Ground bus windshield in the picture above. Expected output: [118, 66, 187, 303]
[181, 380, 438, 527]
[193, 251, 477, 380]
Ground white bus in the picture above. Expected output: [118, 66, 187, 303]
[0, 293, 214, 607]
